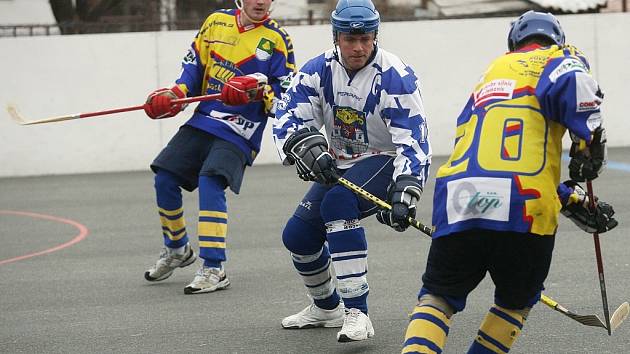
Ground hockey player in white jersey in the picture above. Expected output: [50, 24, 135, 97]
[273, 0, 431, 343]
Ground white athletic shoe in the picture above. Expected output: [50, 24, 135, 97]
[281, 302, 345, 329]
[337, 308, 375, 342]
[144, 243, 196, 282]
[184, 266, 230, 294]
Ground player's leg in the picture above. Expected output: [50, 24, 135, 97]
[185, 137, 247, 294]
[467, 231, 555, 354]
[144, 126, 210, 282]
[322, 155, 394, 342]
[402, 231, 487, 353]
[281, 183, 344, 329]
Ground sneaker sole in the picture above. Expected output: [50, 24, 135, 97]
[144, 250, 197, 282]
[337, 333, 374, 342]
[282, 319, 344, 329]
[183, 279, 230, 295]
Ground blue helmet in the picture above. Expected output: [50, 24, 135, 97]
[507, 10, 565, 51]
[331, 0, 380, 39]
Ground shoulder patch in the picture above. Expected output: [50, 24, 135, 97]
[548, 58, 587, 83]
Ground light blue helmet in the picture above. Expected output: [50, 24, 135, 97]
[507, 10, 565, 51]
[331, 0, 380, 40]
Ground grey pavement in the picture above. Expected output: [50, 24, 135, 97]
[1, 148, 629, 353]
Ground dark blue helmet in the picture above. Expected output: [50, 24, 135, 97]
[331, 0, 380, 39]
[507, 10, 565, 51]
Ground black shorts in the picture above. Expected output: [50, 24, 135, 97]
[421, 229, 555, 310]
[151, 125, 247, 194]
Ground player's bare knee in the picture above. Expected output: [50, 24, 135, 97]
[418, 294, 455, 318]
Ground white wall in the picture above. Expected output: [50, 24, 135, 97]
[0, 0, 55, 24]
[1, 13, 628, 177]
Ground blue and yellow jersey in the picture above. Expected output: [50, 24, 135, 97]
[175, 9, 295, 164]
[432, 44, 604, 237]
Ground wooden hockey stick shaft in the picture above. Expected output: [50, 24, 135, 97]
[337, 175, 625, 330]
[586, 180, 613, 335]
[6, 93, 222, 125]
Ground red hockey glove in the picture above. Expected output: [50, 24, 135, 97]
[221, 73, 268, 106]
[144, 85, 186, 119]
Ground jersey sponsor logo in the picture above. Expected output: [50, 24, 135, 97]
[299, 200, 312, 210]
[207, 60, 243, 92]
[206, 111, 261, 140]
[575, 71, 602, 112]
[182, 48, 197, 65]
[473, 79, 516, 107]
[211, 19, 234, 28]
[548, 58, 587, 83]
[578, 100, 601, 112]
[255, 38, 275, 61]
[446, 177, 511, 224]
[325, 218, 361, 233]
[337, 91, 363, 101]
[331, 106, 369, 155]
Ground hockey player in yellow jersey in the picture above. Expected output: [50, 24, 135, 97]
[401, 11, 617, 354]
[143, 0, 295, 294]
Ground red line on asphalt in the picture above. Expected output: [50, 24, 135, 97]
[0, 210, 89, 266]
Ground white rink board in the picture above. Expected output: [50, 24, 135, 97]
[1, 13, 628, 177]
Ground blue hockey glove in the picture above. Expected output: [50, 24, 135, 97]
[283, 127, 338, 185]
[560, 180, 617, 234]
[376, 175, 422, 232]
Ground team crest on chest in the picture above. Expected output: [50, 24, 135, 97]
[331, 106, 369, 155]
[255, 38, 275, 61]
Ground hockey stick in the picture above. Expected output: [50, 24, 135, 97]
[6, 93, 222, 125]
[336, 176, 434, 236]
[585, 180, 630, 335]
[337, 176, 628, 330]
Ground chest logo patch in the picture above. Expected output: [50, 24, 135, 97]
[255, 38, 275, 61]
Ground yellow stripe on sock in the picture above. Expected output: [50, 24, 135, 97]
[198, 222, 227, 237]
[402, 344, 438, 354]
[158, 207, 184, 216]
[199, 210, 228, 219]
[160, 216, 186, 232]
[199, 241, 226, 249]
[163, 228, 186, 241]
[477, 307, 524, 352]
[405, 306, 450, 351]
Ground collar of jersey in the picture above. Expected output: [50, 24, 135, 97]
[236, 9, 269, 33]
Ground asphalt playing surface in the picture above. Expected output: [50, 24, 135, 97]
[1, 148, 629, 353]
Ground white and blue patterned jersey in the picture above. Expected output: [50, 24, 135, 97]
[273, 47, 431, 185]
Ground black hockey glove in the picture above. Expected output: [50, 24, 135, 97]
[376, 175, 422, 232]
[283, 127, 338, 185]
[568, 127, 607, 182]
[560, 180, 618, 234]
